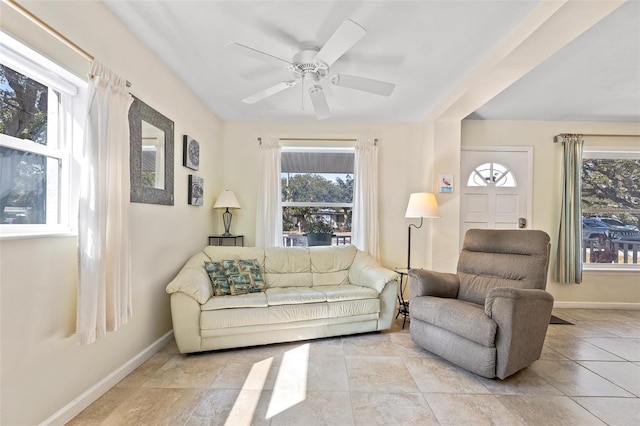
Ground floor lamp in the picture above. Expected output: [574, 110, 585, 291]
[405, 192, 441, 270]
[213, 190, 241, 236]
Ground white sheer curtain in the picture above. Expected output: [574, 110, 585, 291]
[77, 61, 134, 345]
[255, 137, 283, 247]
[352, 138, 379, 259]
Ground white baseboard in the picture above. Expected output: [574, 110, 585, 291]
[554, 301, 640, 310]
[41, 330, 174, 426]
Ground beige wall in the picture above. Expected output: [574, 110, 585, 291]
[0, 2, 223, 424]
[221, 120, 435, 271]
[461, 119, 640, 304]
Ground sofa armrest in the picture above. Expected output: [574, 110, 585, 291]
[348, 251, 398, 293]
[485, 287, 554, 379]
[408, 269, 459, 300]
[166, 252, 213, 304]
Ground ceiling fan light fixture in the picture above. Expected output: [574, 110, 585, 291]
[227, 18, 394, 119]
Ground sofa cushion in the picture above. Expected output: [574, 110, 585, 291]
[201, 292, 268, 311]
[310, 245, 357, 272]
[265, 287, 327, 306]
[312, 270, 350, 287]
[327, 299, 380, 318]
[315, 285, 379, 302]
[204, 246, 265, 264]
[264, 247, 312, 287]
[269, 303, 328, 324]
[310, 245, 355, 287]
[201, 307, 269, 330]
[411, 296, 497, 347]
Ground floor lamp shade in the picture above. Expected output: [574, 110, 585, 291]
[405, 192, 440, 269]
[213, 190, 241, 236]
[405, 192, 441, 219]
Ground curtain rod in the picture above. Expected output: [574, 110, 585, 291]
[3, 0, 131, 87]
[553, 133, 640, 143]
[258, 137, 378, 145]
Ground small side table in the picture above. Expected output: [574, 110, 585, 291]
[394, 268, 410, 328]
[208, 235, 244, 246]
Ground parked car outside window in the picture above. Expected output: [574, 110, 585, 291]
[582, 217, 640, 241]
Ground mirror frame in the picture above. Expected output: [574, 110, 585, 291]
[129, 96, 174, 205]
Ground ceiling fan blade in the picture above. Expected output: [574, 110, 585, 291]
[330, 74, 395, 97]
[243, 80, 299, 104]
[314, 19, 366, 67]
[225, 42, 292, 66]
[308, 85, 331, 120]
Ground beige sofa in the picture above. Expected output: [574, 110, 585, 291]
[166, 245, 398, 354]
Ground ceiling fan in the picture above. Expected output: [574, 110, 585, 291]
[225, 19, 395, 120]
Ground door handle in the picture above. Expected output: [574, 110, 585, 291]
[519, 218, 527, 229]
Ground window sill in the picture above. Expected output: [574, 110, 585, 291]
[583, 264, 640, 272]
[0, 227, 77, 241]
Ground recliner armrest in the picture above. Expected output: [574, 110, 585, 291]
[484, 287, 554, 317]
[409, 269, 459, 299]
[484, 287, 554, 379]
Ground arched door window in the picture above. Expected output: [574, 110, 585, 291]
[467, 162, 517, 187]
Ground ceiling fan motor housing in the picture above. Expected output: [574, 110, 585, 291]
[291, 48, 328, 82]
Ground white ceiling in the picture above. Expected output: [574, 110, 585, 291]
[103, 0, 640, 123]
[469, 0, 640, 122]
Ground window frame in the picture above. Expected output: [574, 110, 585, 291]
[581, 146, 640, 271]
[280, 145, 355, 244]
[0, 31, 86, 238]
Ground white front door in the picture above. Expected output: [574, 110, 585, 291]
[460, 147, 533, 248]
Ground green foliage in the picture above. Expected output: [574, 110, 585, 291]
[281, 173, 353, 234]
[141, 171, 156, 187]
[304, 217, 333, 234]
[282, 173, 353, 203]
[582, 158, 640, 226]
[0, 64, 49, 144]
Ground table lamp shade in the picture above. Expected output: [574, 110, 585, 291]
[405, 192, 440, 218]
[213, 190, 241, 210]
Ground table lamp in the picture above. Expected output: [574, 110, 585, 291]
[213, 190, 241, 236]
[405, 192, 440, 269]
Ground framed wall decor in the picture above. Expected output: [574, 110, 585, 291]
[129, 96, 174, 205]
[183, 135, 200, 170]
[188, 175, 204, 206]
[439, 174, 454, 193]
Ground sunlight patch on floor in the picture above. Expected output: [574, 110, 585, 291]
[225, 357, 273, 426]
[266, 343, 310, 419]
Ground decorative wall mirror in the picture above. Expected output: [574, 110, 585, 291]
[129, 96, 174, 205]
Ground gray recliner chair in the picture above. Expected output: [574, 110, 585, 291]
[409, 229, 554, 379]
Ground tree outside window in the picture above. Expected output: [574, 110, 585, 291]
[582, 153, 640, 265]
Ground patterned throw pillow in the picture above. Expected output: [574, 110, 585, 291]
[238, 259, 265, 293]
[205, 259, 266, 296]
[204, 261, 231, 296]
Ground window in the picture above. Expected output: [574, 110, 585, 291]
[281, 147, 354, 246]
[581, 148, 640, 267]
[0, 31, 86, 236]
[466, 162, 516, 187]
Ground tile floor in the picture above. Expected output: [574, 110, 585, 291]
[68, 309, 640, 425]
